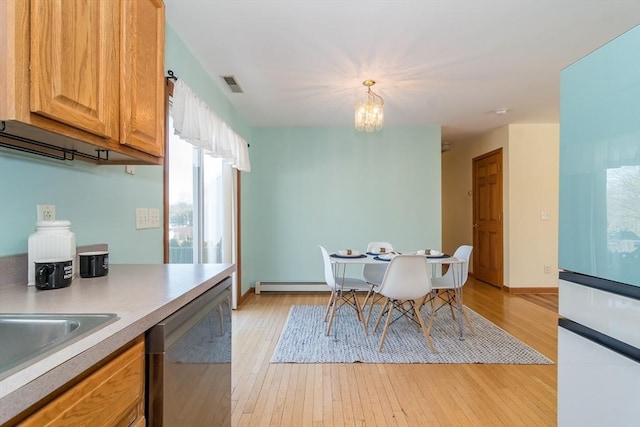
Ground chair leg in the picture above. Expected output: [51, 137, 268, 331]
[416, 292, 429, 312]
[361, 285, 374, 314]
[461, 307, 476, 334]
[401, 301, 416, 326]
[448, 291, 476, 334]
[324, 289, 335, 322]
[366, 296, 374, 325]
[348, 290, 362, 321]
[448, 291, 457, 319]
[366, 292, 382, 326]
[378, 300, 395, 351]
[363, 285, 382, 324]
[373, 299, 390, 332]
[325, 291, 338, 336]
[411, 300, 436, 353]
[435, 290, 457, 320]
[352, 290, 368, 336]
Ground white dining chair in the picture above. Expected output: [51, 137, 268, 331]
[373, 255, 435, 352]
[428, 245, 476, 334]
[319, 245, 370, 336]
[361, 241, 394, 324]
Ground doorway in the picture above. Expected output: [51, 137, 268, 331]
[472, 148, 504, 287]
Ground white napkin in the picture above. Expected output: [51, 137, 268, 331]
[416, 249, 442, 256]
[338, 249, 360, 256]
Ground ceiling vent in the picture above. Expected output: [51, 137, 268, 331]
[221, 75, 244, 93]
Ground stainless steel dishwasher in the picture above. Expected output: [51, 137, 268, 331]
[146, 277, 231, 426]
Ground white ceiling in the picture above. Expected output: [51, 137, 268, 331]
[165, 0, 640, 142]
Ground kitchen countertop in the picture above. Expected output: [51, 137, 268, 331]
[0, 263, 235, 425]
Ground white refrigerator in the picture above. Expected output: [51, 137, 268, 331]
[558, 25, 640, 427]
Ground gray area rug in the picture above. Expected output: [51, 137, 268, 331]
[271, 305, 554, 364]
[166, 306, 231, 364]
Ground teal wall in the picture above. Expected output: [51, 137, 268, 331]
[559, 25, 640, 286]
[1, 25, 442, 292]
[165, 26, 444, 292]
[0, 152, 163, 263]
[241, 126, 442, 290]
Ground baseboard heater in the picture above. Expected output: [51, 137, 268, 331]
[254, 281, 329, 294]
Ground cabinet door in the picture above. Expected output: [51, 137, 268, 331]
[29, 0, 119, 139]
[18, 338, 145, 427]
[120, 0, 165, 157]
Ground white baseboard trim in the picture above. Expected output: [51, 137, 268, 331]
[254, 281, 329, 294]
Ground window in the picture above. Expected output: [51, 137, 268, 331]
[166, 78, 250, 308]
[167, 116, 225, 264]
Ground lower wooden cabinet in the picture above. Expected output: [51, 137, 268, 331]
[17, 337, 145, 427]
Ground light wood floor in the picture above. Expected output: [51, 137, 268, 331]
[231, 278, 558, 426]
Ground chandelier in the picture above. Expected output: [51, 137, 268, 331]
[354, 80, 384, 132]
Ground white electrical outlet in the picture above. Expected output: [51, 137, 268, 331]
[37, 204, 56, 221]
[136, 208, 149, 229]
[148, 208, 161, 228]
[544, 265, 551, 273]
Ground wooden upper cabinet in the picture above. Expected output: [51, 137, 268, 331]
[120, 0, 165, 157]
[30, 0, 120, 139]
[0, 0, 164, 164]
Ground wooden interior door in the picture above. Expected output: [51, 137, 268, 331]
[472, 148, 504, 287]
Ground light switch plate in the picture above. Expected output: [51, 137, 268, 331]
[148, 208, 160, 228]
[136, 208, 149, 229]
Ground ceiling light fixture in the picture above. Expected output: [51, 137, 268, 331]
[495, 107, 509, 115]
[355, 80, 384, 132]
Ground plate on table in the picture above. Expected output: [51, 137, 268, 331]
[331, 251, 366, 259]
[375, 253, 394, 261]
[427, 253, 449, 259]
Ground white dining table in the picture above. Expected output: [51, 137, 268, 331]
[330, 252, 469, 340]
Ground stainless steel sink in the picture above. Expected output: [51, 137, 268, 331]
[0, 313, 119, 380]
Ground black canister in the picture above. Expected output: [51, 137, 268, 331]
[35, 258, 73, 290]
[78, 251, 109, 278]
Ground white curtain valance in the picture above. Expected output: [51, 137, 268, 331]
[172, 79, 251, 172]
